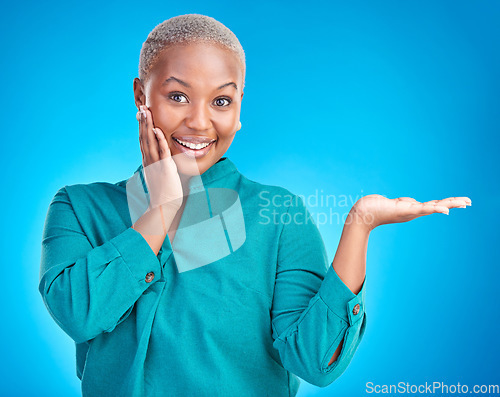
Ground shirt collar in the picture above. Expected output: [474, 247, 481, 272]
[133, 156, 238, 190]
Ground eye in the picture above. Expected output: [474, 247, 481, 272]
[168, 92, 188, 103]
[214, 97, 232, 107]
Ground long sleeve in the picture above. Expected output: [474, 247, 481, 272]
[270, 195, 367, 388]
[39, 186, 167, 344]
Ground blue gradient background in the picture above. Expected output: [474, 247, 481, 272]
[1, 1, 498, 396]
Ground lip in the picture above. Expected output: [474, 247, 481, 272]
[172, 137, 216, 158]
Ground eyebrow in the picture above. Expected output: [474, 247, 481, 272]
[162, 76, 237, 91]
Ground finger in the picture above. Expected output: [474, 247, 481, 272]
[137, 109, 146, 164]
[435, 197, 470, 209]
[420, 200, 460, 212]
[154, 127, 173, 161]
[392, 200, 435, 219]
[420, 203, 450, 215]
[451, 196, 471, 204]
[440, 196, 471, 204]
[142, 106, 160, 163]
[447, 196, 472, 206]
[405, 201, 449, 215]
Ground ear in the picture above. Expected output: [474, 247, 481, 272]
[133, 78, 146, 109]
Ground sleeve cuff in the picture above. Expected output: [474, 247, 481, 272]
[109, 227, 162, 284]
[318, 265, 366, 326]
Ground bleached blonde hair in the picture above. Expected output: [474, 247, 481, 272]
[138, 14, 246, 90]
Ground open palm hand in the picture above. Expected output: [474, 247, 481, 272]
[353, 195, 472, 231]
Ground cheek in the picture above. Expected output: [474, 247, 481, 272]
[216, 130, 237, 152]
[152, 109, 182, 133]
[213, 114, 239, 138]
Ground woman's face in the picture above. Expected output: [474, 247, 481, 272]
[133, 41, 244, 177]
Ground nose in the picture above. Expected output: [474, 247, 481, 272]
[184, 102, 212, 131]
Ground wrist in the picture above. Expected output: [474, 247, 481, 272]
[133, 206, 168, 237]
[346, 204, 375, 233]
[159, 202, 182, 214]
[148, 199, 182, 212]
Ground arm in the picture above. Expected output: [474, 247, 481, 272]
[270, 195, 367, 388]
[39, 186, 176, 344]
[327, 194, 472, 364]
[132, 200, 180, 255]
[271, 193, 470, 387]
[327, 207, 369, 365]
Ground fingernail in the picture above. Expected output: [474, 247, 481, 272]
[152, 128, 157, 135]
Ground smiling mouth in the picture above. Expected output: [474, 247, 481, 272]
[172, 137, 216, 158]
[172, 137, 215, 149]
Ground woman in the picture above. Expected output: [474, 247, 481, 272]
[39, 14, 471, 397]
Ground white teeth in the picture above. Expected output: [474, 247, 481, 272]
[174, 138, 213, 150]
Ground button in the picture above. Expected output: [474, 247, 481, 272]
[145, 272, 155, 283]
[352, 303, 360, 315]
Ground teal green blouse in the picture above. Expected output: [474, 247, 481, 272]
[39, 157, 366, 396]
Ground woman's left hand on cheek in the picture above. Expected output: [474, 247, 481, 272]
[351, 195, 472, 231]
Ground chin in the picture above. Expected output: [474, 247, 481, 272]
[171, 152, 216, 177]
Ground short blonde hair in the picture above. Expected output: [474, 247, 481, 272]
[138, 14, 246, 90]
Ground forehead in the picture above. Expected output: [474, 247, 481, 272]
[149, 42, 242, 88]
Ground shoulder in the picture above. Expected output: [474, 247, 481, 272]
[51, 172, 132, 218]
[63, 181, 126, 204]
[50, 176, 134, 240]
